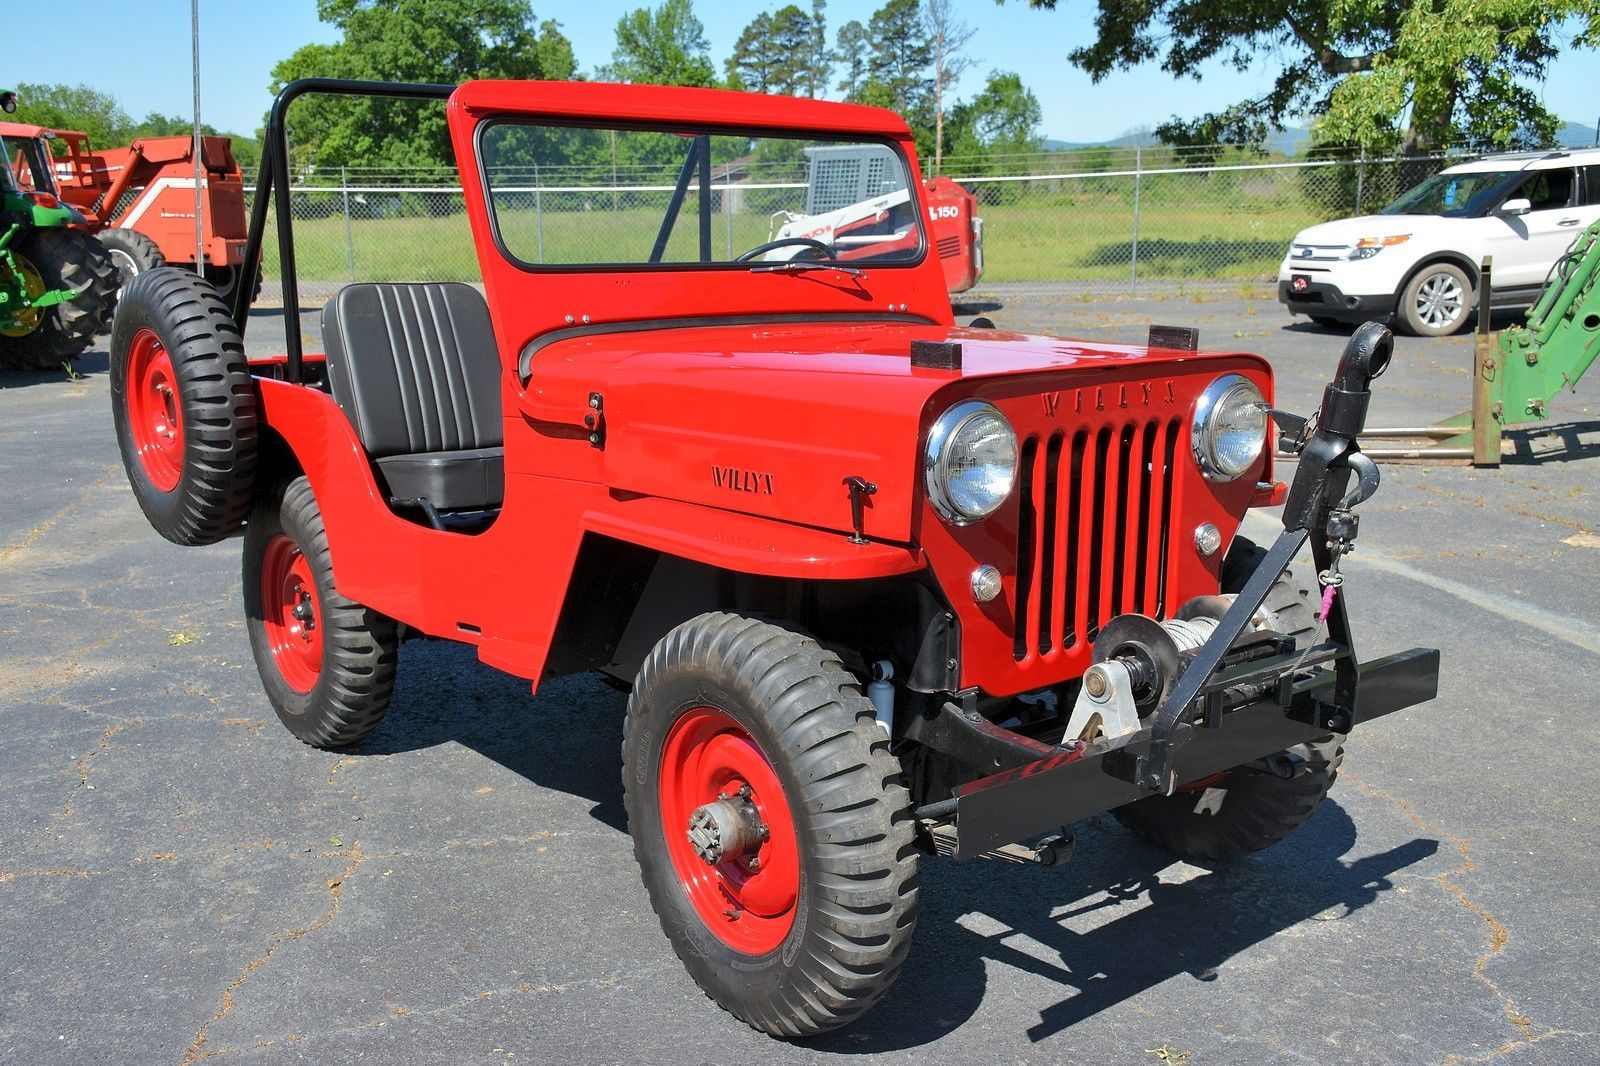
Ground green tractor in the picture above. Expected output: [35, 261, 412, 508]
[1, 88, 118, 371]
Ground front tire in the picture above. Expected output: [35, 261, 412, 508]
[1398, 262, 1472, 336]
[243, 477, 398, 749]
[623, 613, 919, 1037]
[98, 228, 166, 296]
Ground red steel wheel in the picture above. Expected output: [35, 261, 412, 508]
[258, 533, 323, 694]
[124, 327, 185, 493]
[658, 706, 799, 955]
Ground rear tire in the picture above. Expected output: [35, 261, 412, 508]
[0, 229, 118, 368]
[243, 476, 398, 749]
[110, 268, 257, 545]
[1114, 542, 1340, 861]
[623, 613, 919, 1037]
[98, 228, 165, 296]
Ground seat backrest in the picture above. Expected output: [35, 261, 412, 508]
[321, 282, 502, 458]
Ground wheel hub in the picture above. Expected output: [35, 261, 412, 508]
[686, 784, 769, 867]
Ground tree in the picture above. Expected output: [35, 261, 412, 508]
[946, 71, 1042, 161]
[728, 6, 816, 95]
[726, 13, 779, 92]
[923, 0, 976, 170]
[608, 0, 716, 87]
[865, 0, 933, 116]
[834, 20, 870, 99]
[271, 1, 576, 170]
[10, 83, 130, 150]
[805, 0, 832, 97]
[11, 84, 260, 169]
[1026, 0, 1600, 155]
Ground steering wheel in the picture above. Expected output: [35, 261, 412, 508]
[735, 237, 834, 262]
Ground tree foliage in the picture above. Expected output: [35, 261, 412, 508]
[726, 5, 815, 95]
[946, 71, 1042, 164]
[607, 0, 715, 87]
[271, 0, 576, 170]
[1028, 0, 1600, 155]
[10, 83, 261, 168]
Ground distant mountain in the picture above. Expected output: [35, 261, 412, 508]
[1555, 120, 1597, 148]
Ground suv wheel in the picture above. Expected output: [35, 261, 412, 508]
[1398, 262, 1472, 336]
[622, 612, 919, 1037]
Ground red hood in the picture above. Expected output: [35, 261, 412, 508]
[527, 320, 1271, 541]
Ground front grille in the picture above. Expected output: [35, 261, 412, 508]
[937, 235, 961, 258]
[1012, 417, 1181, 661]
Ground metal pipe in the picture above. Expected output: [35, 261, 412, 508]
[191, 0, 204, 275]
[1363, 446, 1474, 460]
[1362, 426, 1467, 438]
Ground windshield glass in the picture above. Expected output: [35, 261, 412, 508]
[3, 135, 56, 194]
[1380, 170, 1517, 217]
[479, 122, 923, 270]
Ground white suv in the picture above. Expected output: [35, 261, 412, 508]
[1278, 148, 1600, 336]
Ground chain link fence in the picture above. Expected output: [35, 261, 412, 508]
[249, 149, 1451, 304]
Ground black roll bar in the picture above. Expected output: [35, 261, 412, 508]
[237, 78, 456, 383]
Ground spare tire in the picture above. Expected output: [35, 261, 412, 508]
[110, 268, 258, 545]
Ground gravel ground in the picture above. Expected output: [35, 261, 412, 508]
[1, 288, 1597, 1064]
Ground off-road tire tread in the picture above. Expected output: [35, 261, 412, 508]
[622, 612, 919, 1038]
[110, 267, 257, 545]
[244, 476, 398, 749]
[98, 227, 166, 281]
[1, 228, 118, 368]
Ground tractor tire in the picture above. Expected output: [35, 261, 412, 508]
[623, 613, 920, 1037]
[0, 228, 118, 369]
[109, 268, 257, 545]
[203, 262, 264, 307]
[1397, 261, 1472, 337]
[243, 476, 399, 749]
[98, 228, 166, 296]
[1114, 543, 1340, 862]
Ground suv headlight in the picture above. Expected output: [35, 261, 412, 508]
[1191, 374, 1267, 481]
[925, 400, 1017, 524]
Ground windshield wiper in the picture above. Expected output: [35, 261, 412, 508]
[749, 260, 864, 277]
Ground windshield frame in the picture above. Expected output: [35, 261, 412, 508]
[473, 114, 928, 275]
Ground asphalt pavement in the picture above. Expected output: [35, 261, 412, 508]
[1, 288, 1597, 1064]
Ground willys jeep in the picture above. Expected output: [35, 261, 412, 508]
[108, 79, 1439, 1037]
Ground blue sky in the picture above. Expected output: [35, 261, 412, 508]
[7, 1, 1598, 144]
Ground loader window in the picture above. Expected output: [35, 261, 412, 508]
[477, 120, 925, 271]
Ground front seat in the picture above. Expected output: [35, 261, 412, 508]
[320, 282, 504, 512]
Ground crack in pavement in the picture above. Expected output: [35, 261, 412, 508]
[59, 722, 130, 818]
[1343, 772, 1561, 1063]
[180, 843, 366, 1064]
[0, 464, 124, 569]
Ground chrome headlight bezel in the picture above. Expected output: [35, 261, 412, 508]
[1191, 374, 1268, 481]
[924, 400, 1018, 525]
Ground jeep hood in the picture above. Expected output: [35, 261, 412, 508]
[533, 320, 1263, 542]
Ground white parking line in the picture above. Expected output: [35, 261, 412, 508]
[1242, 511, 1600, 656]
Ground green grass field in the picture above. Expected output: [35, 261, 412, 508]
[263, 183, 1321, 287]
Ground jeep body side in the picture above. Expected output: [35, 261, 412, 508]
[108, 78, 1439, 1036]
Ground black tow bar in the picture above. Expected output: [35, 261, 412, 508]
[947, 323, 1441, 859]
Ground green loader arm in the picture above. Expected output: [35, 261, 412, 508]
[1494, 220, 1600, 423]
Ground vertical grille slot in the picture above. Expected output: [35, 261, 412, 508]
[1011, 411, 1179, 663]
[1011, 436, 1039, 661]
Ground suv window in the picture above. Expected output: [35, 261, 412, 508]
[478, 121, 925, 271]
[1581, 165, 1600, 206]
[1510, 167, 1577, 211]
[1381, 170, 1518, 217]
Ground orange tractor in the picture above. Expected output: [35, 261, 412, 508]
[5, 124, 257, 300]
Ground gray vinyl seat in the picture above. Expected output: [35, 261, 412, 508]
[321, 282, 504, 512]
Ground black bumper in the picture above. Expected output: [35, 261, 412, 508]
[1278, 276, 1397, 319]
[948, 647, 1439, 859]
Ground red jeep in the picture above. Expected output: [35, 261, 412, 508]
[109, 79, 1438, 1037]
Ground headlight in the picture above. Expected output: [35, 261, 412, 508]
[925, 400, 1018, 524]
[1191, 374, 1267, 481]
[1349, 234, 1410, 260]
